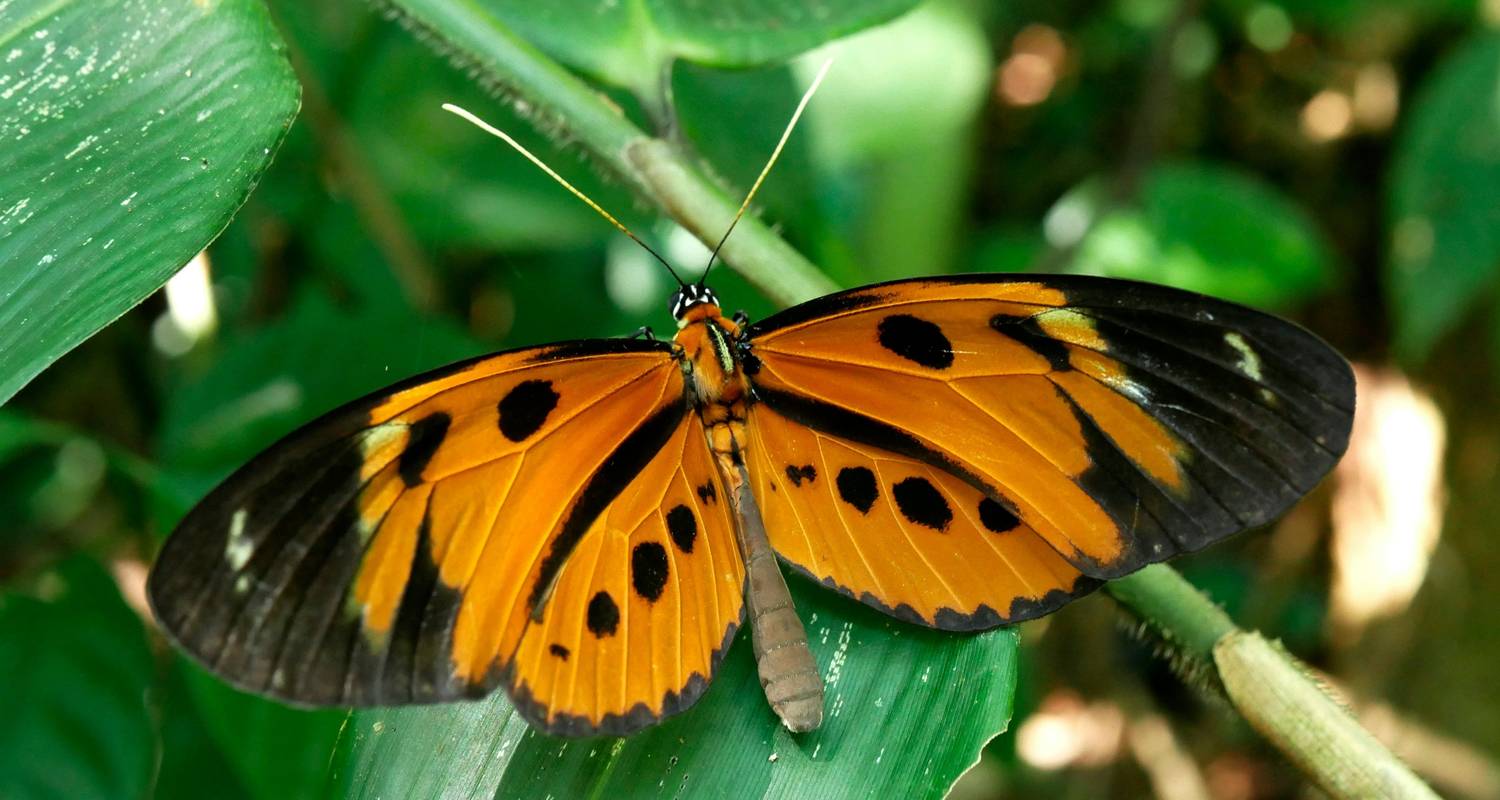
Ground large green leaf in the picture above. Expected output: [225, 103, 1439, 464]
[1052, 163, 1335, 308]
[1387, 33, 1500, 362]
[0, 0, 300, 405]
[382, 0, 920, 99]
[181, 666, 346, 800]
[335, 583, 1017, 799]
[0, 557, 155, 800]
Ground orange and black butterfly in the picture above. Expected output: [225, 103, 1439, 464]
[147, 84, 1355, 737]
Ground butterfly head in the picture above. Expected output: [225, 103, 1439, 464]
[670, 284, 721, 321]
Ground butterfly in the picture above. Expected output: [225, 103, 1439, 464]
[146, 76, 1356, 738]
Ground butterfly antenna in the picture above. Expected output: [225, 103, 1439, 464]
[442, 103, 687, 288]
[699, 58, 833, 286]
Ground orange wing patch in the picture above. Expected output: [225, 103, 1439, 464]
[746, 403, 1098, 629]
[506, 414, 744, 735]
[147, 339, 722, 724]
[746, 275, 1353, 580]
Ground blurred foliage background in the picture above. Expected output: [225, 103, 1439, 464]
[3, 0, 1500, 797]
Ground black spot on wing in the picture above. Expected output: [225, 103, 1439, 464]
[666, 504, 697, 553]
[877, 314, 954, 369]
[695, 482, 717, 504]
[586, 591, 619, 637]
[754, 388, 995, 504]
[991, 313, 1071, 372]
[497, 380, 559, 442]
[892, 477, 952, 531]
[835, 466, 878, 514]
[784, 464, 817, 487]
[548, 644, 570, 660]
[631, 542, 670, 602]
[978, 498, 1020, 534]
[397, 412, 450, 487]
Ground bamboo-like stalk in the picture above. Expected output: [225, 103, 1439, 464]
[1108, 566, 1439, 799]
[375, 3, 1440, 796]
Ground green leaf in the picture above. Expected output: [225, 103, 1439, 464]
[1387, 33, 1500, 362]
[0, 0, 300, 405]
[337, 582, 1017, 800]
[154, 661, 252, 800]
[0, 409, 185, 550]
[181, 665, 345, 800]
[0, 557, 155, 800]
[396, 0, 923, 95]
[1053, 163, 1334, 307]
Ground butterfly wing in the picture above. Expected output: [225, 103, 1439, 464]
[742, 275, 1353, 628]
[506, 410, 744, 734]
[148, 338, 745, 735]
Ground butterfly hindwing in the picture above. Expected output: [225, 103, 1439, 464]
[744, 275, 1354, 598]
[507, 412, 744, 735]
[746, 402, 1101, 629]
[149, 337, 740, 733]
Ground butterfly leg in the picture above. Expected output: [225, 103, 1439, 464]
[732, 310, 750, 328]
[629, 326, 658, 341]
[724, 462, 824, 733]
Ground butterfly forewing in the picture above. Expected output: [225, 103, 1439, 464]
[744, 275, 1354, 588]
[146, 338, 743, 730]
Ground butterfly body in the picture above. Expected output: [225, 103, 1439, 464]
[148, 274, 1355, 737]
[669, 290, 826, 731]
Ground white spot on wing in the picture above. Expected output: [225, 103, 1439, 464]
[1223, 332, 1264, 381]
[225, 508, 253, 570]
[360, 421, 408, 456]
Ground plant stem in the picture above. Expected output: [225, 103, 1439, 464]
[1107, 566, 1439, 800]
[1105, 563, 1235, 659]
[378, 4, 1439, 797]
[379, 0, 836, 306]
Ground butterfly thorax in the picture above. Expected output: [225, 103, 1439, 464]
[673, 301, 752, 471]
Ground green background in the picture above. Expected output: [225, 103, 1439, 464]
[3, 0, 1499, 797]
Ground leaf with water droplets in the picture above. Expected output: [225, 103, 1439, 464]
[0, 0, 300, 404]
[333, 583, 1018, 800]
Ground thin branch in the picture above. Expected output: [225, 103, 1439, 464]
[1107, 566, 1439, 800]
